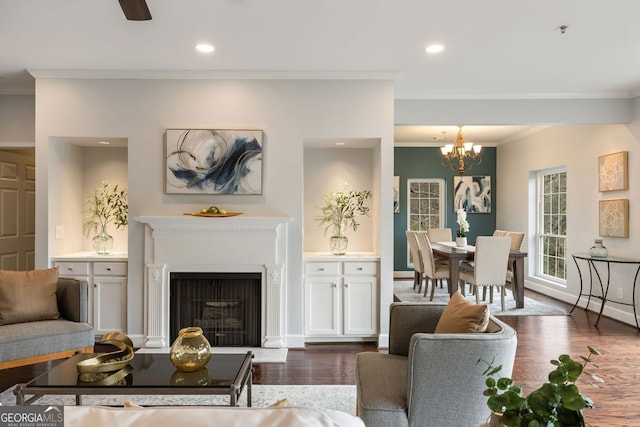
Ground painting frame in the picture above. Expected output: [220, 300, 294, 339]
[393, 176, 400, 214]
[453, 175, 491, 213]
[598, 151, 628, 192]
[165, 129, 263, 195]
[599, 199, 629, 238]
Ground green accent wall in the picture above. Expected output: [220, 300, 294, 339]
[393, 147, 497, 271]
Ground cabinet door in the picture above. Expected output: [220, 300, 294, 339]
[305, 276, 340, 336]
[93, 276, 126, 335]
[343, 276, 377, 335]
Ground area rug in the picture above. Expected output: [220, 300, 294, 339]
[0, 384, 356, 415]
[394, 280, 567, 316]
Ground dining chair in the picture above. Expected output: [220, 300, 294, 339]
[426, 228, 452, 288]
[426, 228, 453, 243]
[486, 230, 525, 300]
[458, 236, 512, 311]
[406, 230, 425, 292]
[415, 231, 450, 300]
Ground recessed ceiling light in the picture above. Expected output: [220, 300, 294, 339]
[425, 44, 444, 54]
[196, 43, 215, 53]
[335, 142, 345, 146]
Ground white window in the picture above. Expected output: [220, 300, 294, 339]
[536, 168, 567, 282]
[406, 178, 445, 267]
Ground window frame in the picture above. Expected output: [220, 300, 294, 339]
[535, 167, 567, 284]
[406, 178, 445, 267]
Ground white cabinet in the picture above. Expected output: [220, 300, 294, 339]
[304, 256, 378, 340]
[53, 254, 127, 337]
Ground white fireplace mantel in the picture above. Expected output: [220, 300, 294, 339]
[136, 215, 292, 349]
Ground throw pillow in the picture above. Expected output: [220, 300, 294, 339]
[434, 290, 489, 333]
[0, 267, 60, 325]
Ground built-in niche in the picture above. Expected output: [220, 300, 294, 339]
[49, 137, 128, 256]
[302, 138, 379, 254]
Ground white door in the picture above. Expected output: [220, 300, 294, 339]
[0, 149, 35, 270]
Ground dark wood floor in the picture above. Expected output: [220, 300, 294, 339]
[2, 291, 639, 425]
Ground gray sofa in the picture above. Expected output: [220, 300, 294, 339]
[0, 277, 94, 369]
[356, 302, 517, 427]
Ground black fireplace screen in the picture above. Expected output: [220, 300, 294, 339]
[169, 272, 261, 347]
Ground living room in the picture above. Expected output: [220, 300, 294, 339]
[1, 2, 640, 425]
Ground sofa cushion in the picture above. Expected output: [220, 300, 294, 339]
[0, 267, 60, 325]
[434, 290, 489, 333]
[63, 406, 364, 427]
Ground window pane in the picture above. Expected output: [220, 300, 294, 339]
[407, 179, 446, 266]
[537, 170, 567, 282]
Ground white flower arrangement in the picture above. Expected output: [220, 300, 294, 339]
[456, 208, 470, 237]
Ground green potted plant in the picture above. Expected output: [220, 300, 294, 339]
[477, 346, 603, 427]
[82, 181, 128, 255]
[316, 186, 371, 255]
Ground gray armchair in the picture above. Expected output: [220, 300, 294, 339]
[356, 303, 517, 427]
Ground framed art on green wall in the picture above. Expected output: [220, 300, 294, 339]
[453, 176, 491, 213]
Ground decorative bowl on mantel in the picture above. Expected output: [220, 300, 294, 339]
[183, 212, 243, 218]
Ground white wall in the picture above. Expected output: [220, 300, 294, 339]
[34, 78, 395, 347]
[0, 95, 34, 144]
[497, 124, 640, 326]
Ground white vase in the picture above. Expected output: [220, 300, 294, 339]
[456, 236, 467, 247]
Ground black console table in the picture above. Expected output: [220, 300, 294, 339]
[571, 253, 640, 329]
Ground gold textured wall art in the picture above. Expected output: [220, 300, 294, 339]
[598, 151, 628, 192]
[599, 199, 629, 238]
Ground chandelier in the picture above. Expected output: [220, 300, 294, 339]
[440, 125, 482, 175]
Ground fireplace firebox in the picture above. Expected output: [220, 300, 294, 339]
[169, 272, 261, 347]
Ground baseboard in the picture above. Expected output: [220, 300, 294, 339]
[526, 280, 638, 328]
[394, 271, 413, 279]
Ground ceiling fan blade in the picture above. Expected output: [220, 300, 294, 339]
[118, 0, 152, 21]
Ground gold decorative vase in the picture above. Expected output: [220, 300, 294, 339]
[169, 326, 212, 372]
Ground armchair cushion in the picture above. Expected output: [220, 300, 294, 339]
[0, 267, 60, 325]
[434, 291, 489, 333]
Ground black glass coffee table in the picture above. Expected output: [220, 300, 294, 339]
[14, 351, 253, 406]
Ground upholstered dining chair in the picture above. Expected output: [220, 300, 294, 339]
[484, 230, 525, 300]
[425, 228, 452, 288]
[415, 231, 450, 300]
[406, 231, 425, 292]
[426, 228, 453, 244]
[493, 230, 525, 281]
[459, 236, 512, 311]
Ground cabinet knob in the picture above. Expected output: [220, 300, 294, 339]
[106, 267, 112, 271]
[333, 283, 337, 287]
[318, 268, 325, 271]
[356, 267, 363, 271]
[67, 267, 73, 271]
[345, 283, 349, 287]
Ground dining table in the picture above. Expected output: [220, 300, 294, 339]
[430, 241, 528, 308]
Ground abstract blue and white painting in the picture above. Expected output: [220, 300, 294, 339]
[166, 129, 263, 194]
[453, 175, 491, 213]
